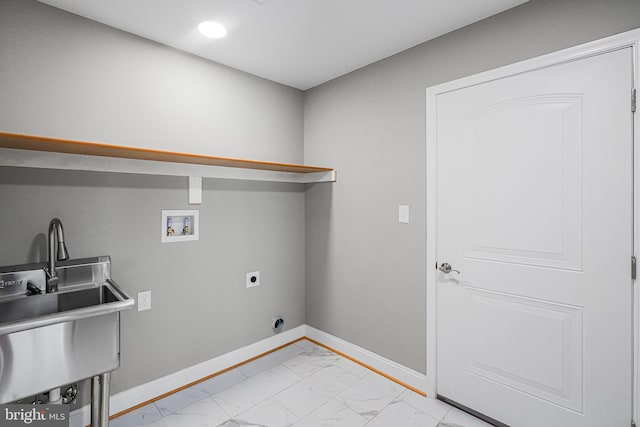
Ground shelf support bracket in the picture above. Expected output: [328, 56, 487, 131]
[189, 176, 202, 204]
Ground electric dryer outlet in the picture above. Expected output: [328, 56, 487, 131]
[246, 271, 260, 288]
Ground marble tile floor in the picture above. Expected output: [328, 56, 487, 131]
[77, 340, 492, 427]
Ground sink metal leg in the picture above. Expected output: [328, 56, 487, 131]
[99, 372, 111, 426]
[91, 373, 111, 427]
[91, 376, 100, 427]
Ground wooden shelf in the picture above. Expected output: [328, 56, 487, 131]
[0, 132, 336, 183]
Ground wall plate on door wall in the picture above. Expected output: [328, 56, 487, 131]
[399, 205, 410, 223]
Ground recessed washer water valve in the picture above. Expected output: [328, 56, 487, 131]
[272, 316, 284, 334]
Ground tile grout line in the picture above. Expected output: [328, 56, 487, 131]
[303, 337, 427, 397]
[102, 337, 307, 425]
[268, 354, 362, 421]
[120, 345, 446, 427]
[347, 374, 407, 424]
[199, 340, 316, 423]
[214, 352, 307, 422]
[96, 336, 427, 426]
[166, 365, 257, 419]
[362, 389, 440, 427]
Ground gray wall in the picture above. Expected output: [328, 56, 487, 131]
[2, 0, 640, 401]
[304, 0, 640, 374]
[0, 0, 306, 397]
[0, 168, 306, 396]
[0, 0, 303, 163]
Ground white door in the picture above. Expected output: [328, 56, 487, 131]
[435, 47, 634, 427]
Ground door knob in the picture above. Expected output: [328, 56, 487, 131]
[439, 262, 460, 274]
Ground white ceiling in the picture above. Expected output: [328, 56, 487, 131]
[37, 0, 529, 90]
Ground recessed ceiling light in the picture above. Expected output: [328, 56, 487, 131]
[198, 21, 227, 39]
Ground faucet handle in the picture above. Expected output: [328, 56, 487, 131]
[26, 281, 42, 296]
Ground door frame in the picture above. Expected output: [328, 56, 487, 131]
[425, 28, 640, 421]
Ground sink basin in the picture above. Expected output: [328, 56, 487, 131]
[0, 280, 131, 336]
[0, 257, 134, 404]
[0, 284, 120, 325]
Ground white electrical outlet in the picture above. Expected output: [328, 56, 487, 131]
[138, 290, 151, 311]
[246, 271, 260, 288]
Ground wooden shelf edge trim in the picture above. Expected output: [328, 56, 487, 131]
[0, 132, 334, 174]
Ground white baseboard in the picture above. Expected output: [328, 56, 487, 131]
[71, 324, 428, 426]
[304, 326, 428, 395]
[71, 325, 306, 427]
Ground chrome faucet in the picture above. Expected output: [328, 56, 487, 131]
[46, 218, 69, 293]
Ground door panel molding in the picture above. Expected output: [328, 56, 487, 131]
[464, 286, 583, 412]
[463, 93, 584, 271]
